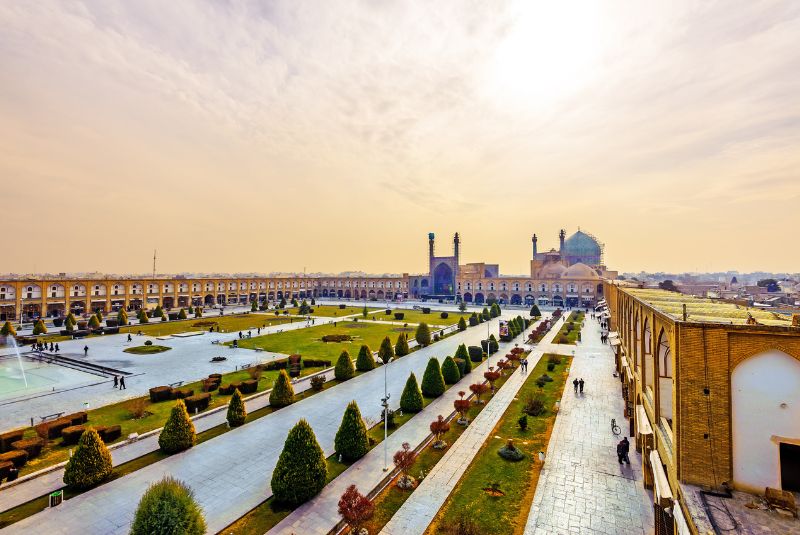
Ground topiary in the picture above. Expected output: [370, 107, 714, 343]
[226, 389, 246, 427]
[488, 334, 499, 354]
[178, 308, 187, 320]
[457, 316, 467, 331]
[394, 333, 410, 357]
[335, 401, 369, 462]
[400, 372, 423, 413]
[355, 344, 375, 372]
[441, 356, 461, 385]
[414, 322, 431, 347]
[335, 350, 355, 381]
[62, 428, 113, 489]
[270, 370, 295, 408]
[530, 304, 541, 317]
[88, 315, 100, 329]
[138, 309, 150, 323]
[454, 344, 471, 374]
[1, 321, 16, 336]
[131, 476, 206, 535]
[153, 305, 164, 318]
[32, 319, 48, 335]
[378, 336, 394, 364]
[158, 399, 196, 453]
[271, 419, 327, 505]
[187, 305, 194, 315]
[117, 309, 128, 326]
[421, 358, 446, 398]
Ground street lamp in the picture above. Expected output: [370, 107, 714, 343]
[381, 354, 392, 471]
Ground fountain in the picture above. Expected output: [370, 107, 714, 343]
[8, 335, 29, 388]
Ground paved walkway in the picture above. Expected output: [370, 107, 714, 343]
[523, 316, 654, 535]
[379, 317, 560, 535]
[271, 316, 550, 535]
[3, 314, 518, 534]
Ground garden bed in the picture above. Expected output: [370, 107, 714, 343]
[552, 311, 585, 345]
[123, 344, 171, 354]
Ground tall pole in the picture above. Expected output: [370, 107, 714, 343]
[382, 357, 391, 471]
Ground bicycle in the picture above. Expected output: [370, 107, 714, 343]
[611, 418, 621, 435]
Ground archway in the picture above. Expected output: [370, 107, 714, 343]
[656, 329, 672, 425]
[474, 293, 485, 305]
[463, 292, 473, 303]
[433, 263, 454, 294]
[552, 295, 564, 307]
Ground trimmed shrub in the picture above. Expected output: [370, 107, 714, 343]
[378, 336, 395, 364]
[117, 309, 128, 325]
[335, 401, 369, 462]
[421, 307, 431, 314]
[355, 345, 375, 371]
[440, 311, 449, 319]
[269, 370, 295, 408]
[1, 321, 16, 336]
[184, 393, 210, 413]
[310, 374, 326, 391]
[11, 438, 44, 459]
[131, 476, 206, 535]
[468, 313, 478, 327]
[63, 428, 113, 489]
[454, 358, 466, 376]
[271, 419, 327, 506]
[421, 358, 446, 398]
[150, 386, 173, 402]
[239, 379, 258, 394]
[415, 322, 431, 347]
[97, 425, 122, 443]
[393, 333, 409, 357]
[498, 439, 525, 461]
[0, 430, 24, 453]
[61, 425, 86, 445]
[0, 450, 28, 468]
[227, 389, 246, 427]
[400, 373, 423, 413]
[42, 418, 71, 440]
[218, 384, 234, 395]
[488, 334, 499, 354]
[158, 400, 196, 453]
[302, 358, 332, 368]
[457, 316, 467, 331]
[335, 350, 355, 381]
[454, 344, 472, 374]
[32, 319, 48, 335]
[467, 345, 483, 362]
[393, 312, 404, 320]
[88, 315, 100, 329]
[178, 308, 188, 320]
[441, 356, 461, 384]
[0, 461, 13, 481]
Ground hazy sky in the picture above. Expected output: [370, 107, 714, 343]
[2, 1, 799, 276]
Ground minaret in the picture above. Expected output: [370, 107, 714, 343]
[532, 234, 538, 258]
[559, 229, 566, 252]
[428, 232, 435, 260]
[453, 233, 460, 262]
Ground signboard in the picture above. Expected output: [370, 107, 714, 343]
[499, 320, 509, 338]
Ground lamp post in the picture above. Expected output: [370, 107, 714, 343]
[381, 354, 392, 471]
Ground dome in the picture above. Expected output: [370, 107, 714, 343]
[562, 230, 602, 265]
[539, 263, 567, 279]
[563, 263, 599, 279]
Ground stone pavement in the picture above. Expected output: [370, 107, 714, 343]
[379, 317, 560, 535]
[270, 316, 551, 535]
[3, 313, 519, 534]
[523, 315, 654, 535]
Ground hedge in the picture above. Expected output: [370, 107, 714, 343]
[334, 401, 369, 462]
[271, 420, 327, 506]
[355, 345, 375, 372]
[441, 356, 461, 385]
[400, 373, 423, 413]
[131, 476, 206, 535]
[96, 425, 122, 443]
[440, 311, 449, 319]
[335, 350, 355, 381]
[149, 386, 173, 403]
[0, 450, 28, 468]
[393, 312, 405, 320]
[158, 400, 196, 453]
[421, 358, 446, 397]
[303, 358, 332, 368]
[468, 345, 483, 362]
[240, 379, 258, 394]
[63, 428, 113, 489]
[61, 425, 86, 445]
[269, 370, 295, 408]
[10, 438, 44, 458]
[469, 313, 478, 327]
[185, 393, 210, 413]
[0, 430, 24, 453]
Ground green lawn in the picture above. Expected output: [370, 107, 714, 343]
[553, 311, 585, 345]
[366, 309, 471, 327]
[426, 354, 571, 535]
[123, 344, 171, 354]
[232, 321, 417, 361]
[119, 313, 299, 337]
[302, 305, 380, 318]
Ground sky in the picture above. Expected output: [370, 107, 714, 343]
[1, 0, 799, 276]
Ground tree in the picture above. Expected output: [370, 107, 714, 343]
[484, 369, 501, 391]
[455, 344, 471, 374]
[457, 316, 467, 332]
[530, 304, 541, 317]
[469, 382, 489, 404]
[159, 399, 196, 453]
[488, 334, 499, 354]
[394, 333, 410, 356]
[298, 299, 311, 314]
[454, 391, 471, 422]
[131, 476, 206, 535]
[270, 370, 295, 408]
[65, 315, 75, 332]
[378, 335, 395, 364]
[482, 307, 490, 321]
[194, 307, 203, 318]
[757, 278, 780, 292]
[490, 302, 501, 318]
[393, 442, 416, 488]
[355, 344, 375, 371]
[138, 309, 150, 323]
[421, 358, 446, 397]
[178, 308, 187, 320]
[63, 428, 113, 489]
[187, 305, 194, 315]
[1, 321, 16, 336]
[458, 301, 467, 312]
[441, 356, 461, 384]
[226, 388, 246, 427]
[658, 280, 679, 292]
[335, 350, 355, 381]
[251, 300, 258, 312]
[415, 322, 431, 347]
[33, 319, 48, 335]
[400, 372, 423, 413]
[362, 305, 368, 318]
[279, 297, 287, 309]
[271, 419, 327, 505]
[335, 401, 369, 461]
[430, 415, 451, 447]
[95, 310, 103, 322]
[87, 315, 100, 329]
[338, 484, 374, 534]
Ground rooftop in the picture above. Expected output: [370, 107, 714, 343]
[624, 288, 794, 326]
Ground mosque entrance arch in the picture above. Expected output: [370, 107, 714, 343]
[433, 263, 454, 295]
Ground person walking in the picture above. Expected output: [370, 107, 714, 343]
[579, 378, 585, 394]
[119, 376, 126, 390]
[49, 342, 54, 352]
[127, 333, 132, 342]
[54, 343, 59, 353]
[83, 345, 89, 357]
[573, 378, 579, 394]
[617, 437, 630, 464]
[113, 375, 118, 389]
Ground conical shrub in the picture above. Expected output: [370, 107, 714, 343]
[63, 428, 113, 489]
[158, 399, 196, 453]
[355, 345, 375, 372]
[400, 372, 423, 413]
[458, 316, 467, 331]
[270, 370, 295, 408]
[271, 419, 327, 505]
[415, 322, 431, 346]
[335, 401, 369, 462]
[335, 350, 355, 381]
[131, 476, 206, 535]
[394, 333, 410, 357]
[117, 309, 128, 325]
[178, 308, 187, 320]
[421, 358, 446, 397]
[32, 319, 47, 335]
[441, 356, 461, 384]
[1, 321, 16, 336]
[378, 336, 394, 364]
[226, 389, 246, 427]
[88, 315, 100, 329]
[455, 343, 471, 374]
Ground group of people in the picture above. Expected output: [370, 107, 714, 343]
[572, 377, 586, 394]
[112, 375, 127, 389]
[519, 357, 530, 373]
[599, 332, 611, 344]
[31, 341, 60, 353]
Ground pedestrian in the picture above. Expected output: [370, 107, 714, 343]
[127, 334, 132, 342]
[238, 331, 243, 339]
[257, 327, 261, 335]
[113, 375, 118, 389]
[119, 376, 126, 390]
[55, 343, 59, 353]
[579, 378, 585, 394]
[49, 342, 54, 352]
[617, 437, 630, 464]
[84, 345, 89, 356]
[573, 378, 579, 393]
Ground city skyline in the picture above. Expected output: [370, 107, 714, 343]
[2, 1, 799, 275]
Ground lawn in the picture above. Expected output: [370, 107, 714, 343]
[303, 305, 380, 318]
[232, 321, 417, 361]
[426, 353, 571, 535]
[119, 313, 299, 337]
[553, 311, 585, 345]
[123, 344, 171, 354]
[366, 309, 472, 327]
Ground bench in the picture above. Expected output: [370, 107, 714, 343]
[254, 348, 264, 352]
[39, 412, 65, 422]
[168, 381, 184, 388]
[765, 487, 797, 518]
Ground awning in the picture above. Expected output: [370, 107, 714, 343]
[637, 405, 653, 436]
[610, 338, 621, 347]
[673, 500, 692, 535]
[608, 331, 619, 339]
[600, 312, 611, 318]
[649, 450, 673, 507]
